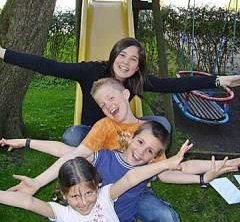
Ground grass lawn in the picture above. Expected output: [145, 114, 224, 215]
[0, 81, 75, 222]
[0, 80, 240, 222]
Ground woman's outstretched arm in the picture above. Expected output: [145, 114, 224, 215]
[0, 46, 106, 82]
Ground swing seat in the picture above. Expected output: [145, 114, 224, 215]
[173, 92, 229, 124]
[172, 71, 234, 124]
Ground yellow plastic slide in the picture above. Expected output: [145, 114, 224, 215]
[74, 0, 143, 124]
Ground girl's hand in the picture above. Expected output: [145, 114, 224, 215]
[7, 175, 40, 195]
[166, 139, 193, 170]
[204, 156, 238, 183]
[0, 138, 26, 151]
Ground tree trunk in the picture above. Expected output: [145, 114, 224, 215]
[0, 0, 57, 138]
[152, 0, 177, 154]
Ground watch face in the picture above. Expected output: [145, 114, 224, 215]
[200, 184, 209, 188]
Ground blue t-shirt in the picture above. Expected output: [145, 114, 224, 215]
[92, 150, 149, 222]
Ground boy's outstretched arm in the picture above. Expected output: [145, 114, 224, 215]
[8, 145, 93, 194]
[158, 156, 239, 184]
[0, 190, 54, 218]
[110, 141, 191, 200]
[179, 157, 240, 174]
[0, 138, 78, 157]
[202, 156, 238, 183]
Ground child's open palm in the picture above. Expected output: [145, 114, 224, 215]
[166, 139, 193, 170]
[167, 140, 193, 170]
[8, 175, 40, 195]
[203, 156, 238, 183]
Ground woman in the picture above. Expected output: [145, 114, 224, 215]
[1, 37, 240, 145]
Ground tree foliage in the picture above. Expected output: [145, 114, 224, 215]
[45, 10, 76, 62]
[34, 9, 76, 86]
[165, 6, 240, 74]
[137, 6, 240, 75]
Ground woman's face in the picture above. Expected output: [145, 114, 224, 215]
[65, 182, 98, 215]
[113, 46, 140, 82]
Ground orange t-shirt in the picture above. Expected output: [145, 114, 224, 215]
[82, 117, 142, 151]
[82, 117, 166, 160]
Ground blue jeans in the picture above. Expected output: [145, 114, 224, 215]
[136, 188, 180, 222]
[62, 125, 91, 146]
[139, 115, 171, 133]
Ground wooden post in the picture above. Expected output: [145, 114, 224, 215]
[152, 0, 177, 155]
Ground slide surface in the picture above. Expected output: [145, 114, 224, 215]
[74, 0, 142, 124]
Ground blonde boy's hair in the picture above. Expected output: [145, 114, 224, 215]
[90, 78, 125, 97]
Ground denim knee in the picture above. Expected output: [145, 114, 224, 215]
[62, 125, 91, 147]
[136, 188, 180, 222]
[139, 116, 171, 133]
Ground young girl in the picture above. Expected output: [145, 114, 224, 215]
[1, 38, 240, 145]
[0, 143, 189, 222]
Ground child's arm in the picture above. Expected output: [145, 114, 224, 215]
[179, 157, 240, 174]
[158, 171, 200, 184]
[0, 138, 74, 157]
[8, 145, 94, 194]
[0, 190, 54, 218]
[158, 156, 238, 184]
[110, 142, 190, 200]
[0, 119, 108, 157]
[201, 156, 238, 183]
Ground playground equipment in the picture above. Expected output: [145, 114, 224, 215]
[73, 0, 142, 125]
[172, 0, 235, 124]
[172, 71, 234, 124]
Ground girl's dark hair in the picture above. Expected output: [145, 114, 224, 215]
[58, 157, 101, 195]
[106, 37, 147, 98]
[133, 121, 170, 154]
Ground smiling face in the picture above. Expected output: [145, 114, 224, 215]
[124, 128, 164, 166]
[93, 84, 131, 123]
[65, 182, 98, 215]
[58, 157, 100, 216]
[113, 46, 140, 82]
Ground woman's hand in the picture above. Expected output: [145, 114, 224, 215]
[0, 138, 26, 151]
[219, 75, 240, 88]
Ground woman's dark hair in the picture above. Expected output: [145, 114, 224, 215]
[58, 157, 101, 195]
[106, 37, 147, 98]
[133, 121, 170, 154]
